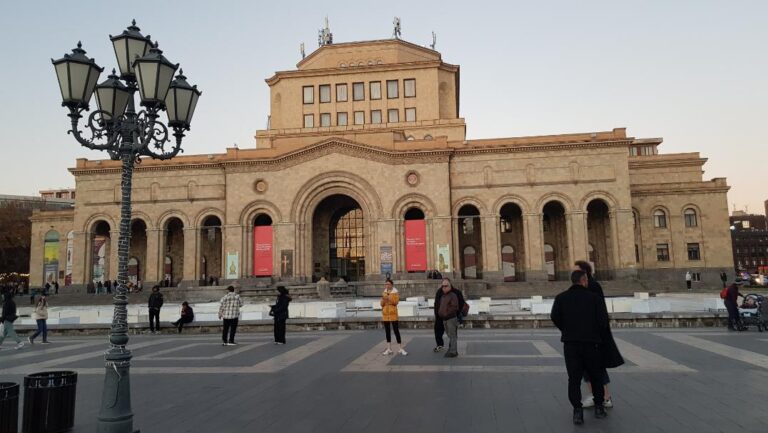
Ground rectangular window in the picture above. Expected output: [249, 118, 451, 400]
[354, 111, 365, 125]
[370, 81, 382, 100]
[336, 84, 348, 102]
[303, 86, 314, 104]
[404, 78, 416, 97]
[405, 107, 416, 122]
[656, 243, 670, 261]
[320, 113, 331, 127]
[692, 272, 701, 282]
[303, 114, 314, 128]
[387, 109, 399, 123]
[337, 112, 348, 126]
[353, 82, 364, 101]
[387, 80, 399, 98]
[371, 110, 382, 124]
[687, 243, 701, 260]
[319, 84, 331, 103]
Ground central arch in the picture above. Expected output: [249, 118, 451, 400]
[312, 194, 366, 282]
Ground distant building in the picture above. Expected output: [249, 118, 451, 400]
[730, 210, 768, 273]
[0, 192, 74, 211]
[39, 188, 76, 201]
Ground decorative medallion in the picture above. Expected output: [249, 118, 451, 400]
[405, 171, 420, 187]
[254, 179, 268, 194]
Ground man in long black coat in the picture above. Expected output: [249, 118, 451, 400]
[551, 270, 609, 425]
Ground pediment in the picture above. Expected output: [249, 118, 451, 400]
[297, 39, 441, 70]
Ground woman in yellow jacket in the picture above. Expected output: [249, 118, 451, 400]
[381, 278, 407, 356]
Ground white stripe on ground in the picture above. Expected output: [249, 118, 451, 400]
[658, 333, 768, 370]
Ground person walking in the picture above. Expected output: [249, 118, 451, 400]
[219, 286, 242, 346]
[720, 271, 728, 288]
[171, 301, 194, 333]
[437, 281, 460, 358]
[53, 281, 59, 295]
[724, 279, 745, 331]
[28, 295, 50, 344]
[147, 285, 164, 334]
[433, 278, 466, 352]
[574, 261, 623, 409]
[551, 270, 609, 425]
[380, 278, 407, 356]
[685, 271, 692, 290]
[271, 286, 292, 344]
[0, 290, 24, 350]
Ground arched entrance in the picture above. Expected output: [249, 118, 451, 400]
[200, 215, 223, 283]
[90, 221, 110, 283]
[312, 194, 365, 281]
[542, 201, 568, 281]
[163, 217, 184, 286]
[129, 219, 147, 284]
[587, 199, 614, 280]
[403, 207, 427, 273]
[499, 202, 525, 281]
[253, 214, 273, 277]
[458, 204, 482, 279]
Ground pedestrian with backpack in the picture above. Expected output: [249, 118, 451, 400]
[433, 278, 467, 352]
[437, 280, 461, 358]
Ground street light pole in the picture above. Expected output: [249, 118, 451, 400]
[52, 21, 201, 433]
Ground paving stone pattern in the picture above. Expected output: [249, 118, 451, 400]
[1, 329, 767, 433]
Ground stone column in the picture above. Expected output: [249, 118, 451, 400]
[524, 212, 547, 281]
[182, 227, 198, 284]
[72, 231, 88, 285]
[568, 210, 588, 265]
[144, 228, 161, 285]
[483, 214, 502, 281]
[223, 224, 244, 280]
[613, 208, 638, 279]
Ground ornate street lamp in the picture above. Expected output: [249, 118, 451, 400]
[52, 20, 200, 433]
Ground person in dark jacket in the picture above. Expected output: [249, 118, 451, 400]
[171, 301, 194, 333]
[433, 278, 466, 352]
[574, 260, 622, 408]
[724, 279, 745, 331]
[0, 290, 24, 350]
[148, 285, 164, 334]
[551, 270, 609, 425]
[271, 286, 292, 344]
[437, 281, 460, 358]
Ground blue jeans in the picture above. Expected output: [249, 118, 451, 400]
[30, 319, 48, 342]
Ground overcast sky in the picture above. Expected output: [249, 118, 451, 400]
[1, 0, 765, 214]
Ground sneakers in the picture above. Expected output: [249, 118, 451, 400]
[381, 348, 393, 356]
[15, 342, 24, 350]
[222, 342, 228, 346]
[398, 348, 408, 356]
[604, 398, 613, 408]
[28, 336, 34, 345]
[41, 341, 51, 344]
[227, 342, 237, 346]
[573, 408, 584, 425]
[433, 346, 443, 352]
[582, 396, 612, 408]
[595, 405, 608, 419]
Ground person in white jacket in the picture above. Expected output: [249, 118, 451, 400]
[28, 295, 50, 344]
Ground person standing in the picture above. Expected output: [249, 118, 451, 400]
[724, 279, 745, 331]
[574, 261, 622, 409]
[97, 281, 103, 294]
[105, 280, 111, 294]
[719, 271, 728, 288]
[53, 281, 59, 295]
[685, 271, 692, 290]
[433, 278, 466, 352]
[271, 286, 292, 344]
[437, 281, 460, 358]
[380, 278, 407, 356]
[28, 295, 50, 344]
[0, 290, 24, 350]
[171, 301, 194, 333]
[218, 286, 242, 346]
[550, 270, 609, 425]
[147, 285, 164, 334]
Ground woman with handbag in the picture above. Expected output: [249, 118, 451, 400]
[271, 286, 291, 344]
[28, 295, 50, 344]
[380, 278, 407, 356]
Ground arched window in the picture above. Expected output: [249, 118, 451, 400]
[653, 209, 667, 228]
[684, 208, 698, 227]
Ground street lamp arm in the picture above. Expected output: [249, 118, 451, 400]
[136, 110, 184, 160]
[67, 109, 121, 154]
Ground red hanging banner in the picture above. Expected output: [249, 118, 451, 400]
[253, 226, 273, 276]
[404, 220, 427, 272]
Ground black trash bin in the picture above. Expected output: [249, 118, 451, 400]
[22, 371, 77, 433]
[0, 382, 19, 433]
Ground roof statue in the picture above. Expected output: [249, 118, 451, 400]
[318, 17, 333, 47]
[300, 42, 305, 59]
[393, 17, 401, 39]
[430, 31, 437, 50]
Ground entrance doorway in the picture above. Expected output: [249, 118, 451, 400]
[312, 194, 365, 281]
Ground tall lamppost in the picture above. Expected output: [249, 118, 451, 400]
[52, 20, 201, 433]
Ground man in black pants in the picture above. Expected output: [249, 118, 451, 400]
[551, 270, 609, 425]
[433, 278, 466, 352]
[147, 285, 164, 334]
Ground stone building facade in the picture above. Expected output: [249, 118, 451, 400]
[29, 38, 733, 291]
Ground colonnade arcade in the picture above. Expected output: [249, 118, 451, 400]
[72, 194, 625, 286]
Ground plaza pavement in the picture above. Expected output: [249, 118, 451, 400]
[1, 328, 767, 433]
